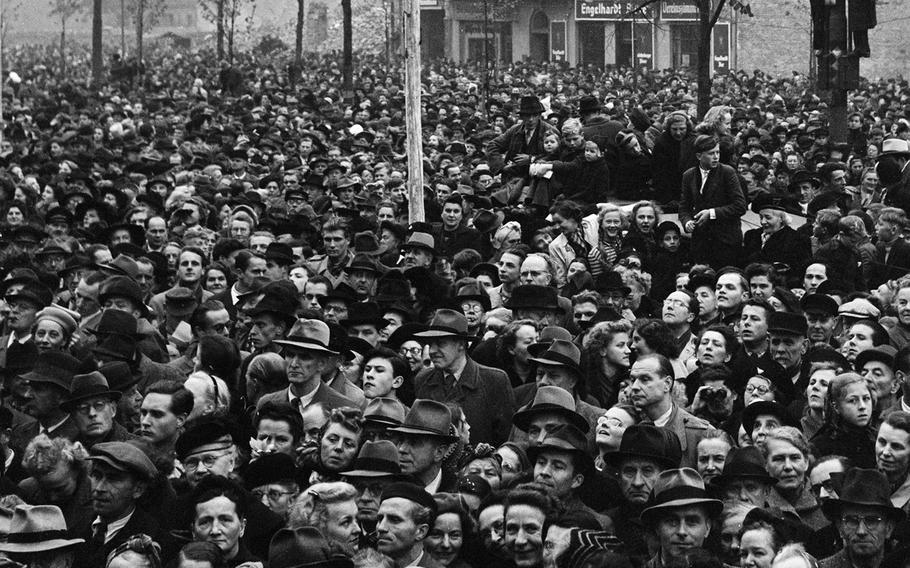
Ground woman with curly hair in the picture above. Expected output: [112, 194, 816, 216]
[595, 204, 627, 271]
[288, 481, 362, 556]
[299, 407, 366, 485]
[583, 319, 632, 408]
[809, 372, 876, 468]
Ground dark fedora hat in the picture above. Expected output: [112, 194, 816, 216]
[788, 169, 821, 189]
[60, 371, 122, 412]
[641, 468, 723, 526]
[710, 447, 777, 487]
[352, 231, 386, 256]
[384, 322, 429, 352]
[340, 301, 389, 329]
[595, 271, 632, 295]
[265, 242, 295, 265]
[604, 424, 682, 470]
[19, 351, 80, 392]
[767, 311, 808, 336]
[341, 440, 405, 478]
[528, 339, 584, 378]
[1, 341, 37, 378]
[800, 293, 838, 317]
[527, 423, 594, 473]
[97, 254, 140, 280]
[247, 290, 298, 327]
[454, 281, 492, 312]
[741, 400, 798, 435]
[468, 262, 500, 286]
[388, 399, 458, 441]
[512, 385, 589, 434]
[822, 467, 905, 522]
[505, 285, 561, 312]
[92, 335, 138, 362]
[518, 95, 545, 116]
[855, 345, 898, 371]
[268, 526, 354, 568]
[91, 309, 139, 337]
[527, 326, 573, 358]
[751, 193, 801, 216]
[413, 309, 478, 343]
[244, 452, 298, 490]
[317, 282, 359, 308]
[98, 361, 141, 394]
[98, 276, 149, 317]
[345, 253, 385, 276]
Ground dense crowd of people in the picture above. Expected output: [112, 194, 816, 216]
[0, 39, 909, 568]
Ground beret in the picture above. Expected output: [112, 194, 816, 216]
[381, 482, 437, 514]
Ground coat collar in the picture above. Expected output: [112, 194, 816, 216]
[426, 357, 479, 390]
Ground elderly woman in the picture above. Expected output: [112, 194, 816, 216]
[32, 305, 80, 353]
[460, 444, 502, 490]
[810, 372, 876, 468]
[549, 201, 601, 288]
[491, 222, 522, 260]
[742, 194, 812, 288]
[761, 427, 827, 530]
[301, 407, 365, 484]
[583, 319, 632, 408]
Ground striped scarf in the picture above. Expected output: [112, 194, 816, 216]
[569, 229, 605, 278]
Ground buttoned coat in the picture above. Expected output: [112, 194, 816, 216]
[679, 163, 747, 268]
[414, 357, 515, 446]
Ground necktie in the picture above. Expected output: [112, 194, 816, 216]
[93, 519, 108, 545]
[443, 373, 457, 400]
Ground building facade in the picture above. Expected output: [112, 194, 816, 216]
[422, 0, 736, 74]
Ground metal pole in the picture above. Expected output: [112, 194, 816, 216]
[404, 0, 425, 223]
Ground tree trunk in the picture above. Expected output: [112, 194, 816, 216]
[92, 0, 103, 85]
[696, 0, 711, 118]
[60, 22, 66, 77]
[137, 0, 145, 69]
[217, 0, 225, 61]
[342, 0, 353, 102]
[295, 0, 304, 65]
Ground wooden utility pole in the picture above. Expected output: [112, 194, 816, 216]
[404, 0, 425, 223]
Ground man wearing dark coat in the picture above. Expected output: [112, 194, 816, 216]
[413, 310, 515, 446]
[485, 95, 558, 180]
[679, 135, 747, 270]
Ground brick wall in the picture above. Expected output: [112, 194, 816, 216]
[736, 0, 910, 80]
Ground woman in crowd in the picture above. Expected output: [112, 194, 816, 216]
[583, 319, 632, 409]
[810, 372, 876, 468]
[32, 305, 79, 353]
[495, 443, 530, 489]
[596, 204, 626, 272]
[302, 407, 366, 484]
[621, 201, 661, 272]
[743, 375, 777, 406]
[594, 404, 638, 472]
[549, 202, 601, 288]
[631, 318, 690, 380]
[203, 262, 233, 296]
[696, 430, 735, 483]
[425, 493, 477, 568]
[742, 196, 811, 288]
[761, 427, 826, 530]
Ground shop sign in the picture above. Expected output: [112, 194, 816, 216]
[713, 21, 731, 74]
[660, 0, 699, 21]
[576, 0, 653, 21]
[550, 21, 567, 61]
[633, 22, 654, 68]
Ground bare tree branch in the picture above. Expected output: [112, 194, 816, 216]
[709, 0, 727, 29]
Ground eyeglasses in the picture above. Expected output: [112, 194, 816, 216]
[841, 514, 885, 530]
[75, 400, 111, 415]
[399, 347, 423, 357]
[745, 384, 771, 395]
[184, 450, 232, 471]
[252, 488, 296, 502]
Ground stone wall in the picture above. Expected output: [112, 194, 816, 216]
[736, 0, 910, 80]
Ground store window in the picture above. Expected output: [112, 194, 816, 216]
[671, 23, 699, 68]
